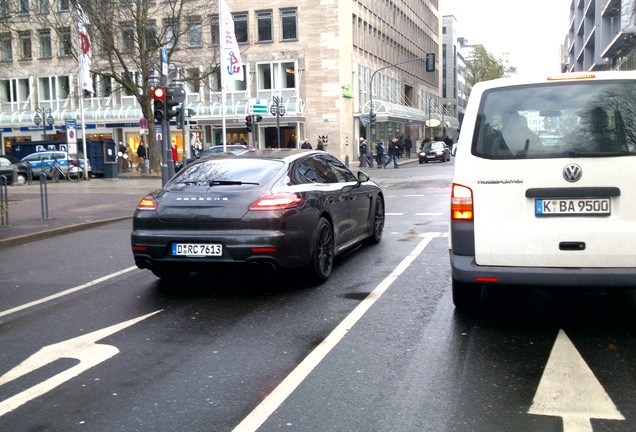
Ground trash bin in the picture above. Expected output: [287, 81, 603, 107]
[104, 161, 118, 180]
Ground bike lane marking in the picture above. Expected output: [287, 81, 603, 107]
[0, 266, 137, 320]
[232, 233, 441, 432]
[0, 310, 162, 417]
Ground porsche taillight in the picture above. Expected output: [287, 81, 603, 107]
[451, 184, 473, 221]
[248, 193, 305, 211]
[137, 194, 158, 211]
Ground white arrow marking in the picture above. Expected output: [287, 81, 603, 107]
[528, 329, 624, 432]
[0, 310, 162, 417]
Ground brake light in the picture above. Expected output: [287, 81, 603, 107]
[547, 73, 595, 81]
[137, 194, 157, 211]
[451, 183, 473, 220]
[248, 193, 305, 211]
[475, 277, 499, 283]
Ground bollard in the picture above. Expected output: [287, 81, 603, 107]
[0, 175, 8, 226]
[345, 154, 349, 168]
[40, 174, 49, 220]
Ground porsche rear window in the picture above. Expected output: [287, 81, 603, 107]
[170, 158, 283, 186]
[473, 80, 636, 159]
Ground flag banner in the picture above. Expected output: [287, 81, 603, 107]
[77, 5, 94, 94]
[220, 0, 244, 82]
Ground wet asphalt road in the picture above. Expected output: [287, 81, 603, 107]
[1, 159, 635, 432]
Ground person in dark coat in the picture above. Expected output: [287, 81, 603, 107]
[383, 138, 400, 168]
[404, 136, 413, 158]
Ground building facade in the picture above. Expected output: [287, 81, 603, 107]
[441, 15, 467, 140]
[565, 0, 636, 72]
[0, 0, 443, 165]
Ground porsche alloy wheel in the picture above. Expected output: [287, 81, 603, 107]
[308, 217, 334, 283]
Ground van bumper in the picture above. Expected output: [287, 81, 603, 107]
[450, 253, 636, 287]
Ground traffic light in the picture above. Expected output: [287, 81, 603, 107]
[254, 115, 262, 123]
[370, 111, 377, 127]
[425, 52, 435, 72]
[166, 89, 180, 121]
[245, 115, 253, 133]
[152, 87, 165, 123]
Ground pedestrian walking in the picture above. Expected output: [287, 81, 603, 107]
[359, 137, 368, 168]
[383, 138, 400, 168]
[375, 141, 385, 167]
[404, 136, 413, 158]
[136, 142, 147, 171]
[118, 141, 128, 172]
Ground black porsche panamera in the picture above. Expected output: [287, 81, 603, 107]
[131, 149, 385, 283]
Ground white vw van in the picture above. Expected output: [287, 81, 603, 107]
[450, 72, 636, 310]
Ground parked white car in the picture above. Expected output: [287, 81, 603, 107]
[21, 151, 91, 179]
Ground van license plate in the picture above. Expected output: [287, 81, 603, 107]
[535, 199, 611, 216]
[172, 243, 222, 256]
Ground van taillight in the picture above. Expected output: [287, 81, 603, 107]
[451, 184, 473, 220]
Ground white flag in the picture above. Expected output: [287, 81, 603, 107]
[77, 5, 94, 94]
[219, 0, 244, 82]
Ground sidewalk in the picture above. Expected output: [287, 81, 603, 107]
[0, 156, 416, 248]
[0, 170, 162, 247]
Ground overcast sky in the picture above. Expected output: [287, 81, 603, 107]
[441, 0, 572, 77]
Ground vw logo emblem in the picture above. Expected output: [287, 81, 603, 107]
[563, 164, 582, 182]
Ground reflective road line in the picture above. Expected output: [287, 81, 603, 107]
[232, 233, 441, 432]
[0, 267, 137, 320]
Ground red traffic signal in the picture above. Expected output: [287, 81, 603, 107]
[245, 115, 252, 123]
[152, 87, 166, 99]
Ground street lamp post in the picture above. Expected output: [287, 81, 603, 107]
[270, 96, 286, 148]
[368, 53, 435, 142]
[33, 108, 54, 140]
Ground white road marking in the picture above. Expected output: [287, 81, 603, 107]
[0, 310, 162, 417]
[386, 212, 404, 216]
[528, 329, 624, 432]
[0, 266, 137, 320]
[232, 233, 441, 432]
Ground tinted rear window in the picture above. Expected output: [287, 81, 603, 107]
[168, 158, 283, 187]
[473, 80, 636, 159]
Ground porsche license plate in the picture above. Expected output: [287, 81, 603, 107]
[535, 198, 611, 216]
[172, 243, 222, 257]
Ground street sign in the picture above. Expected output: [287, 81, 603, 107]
[66, 119, 76, 145]
[139, 118, 148, 129]
[156, 124, 162, 141]
[249, 98, 268, 114]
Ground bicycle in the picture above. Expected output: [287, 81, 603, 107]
[48, 159, 84, 183]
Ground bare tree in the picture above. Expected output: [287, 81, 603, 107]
[2, 0, 221, 172]
[72, 0, 221, 172]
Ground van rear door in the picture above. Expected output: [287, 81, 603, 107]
[463, 76, 636, 269]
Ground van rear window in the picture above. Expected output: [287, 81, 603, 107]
[473, 80, 636, 159]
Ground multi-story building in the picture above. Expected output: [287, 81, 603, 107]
[565, 0, 636, 72]
[0, 0, 443, 165]
[441, 15, 467, 140]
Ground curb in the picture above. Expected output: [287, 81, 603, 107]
[0, 215, 132, 248]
